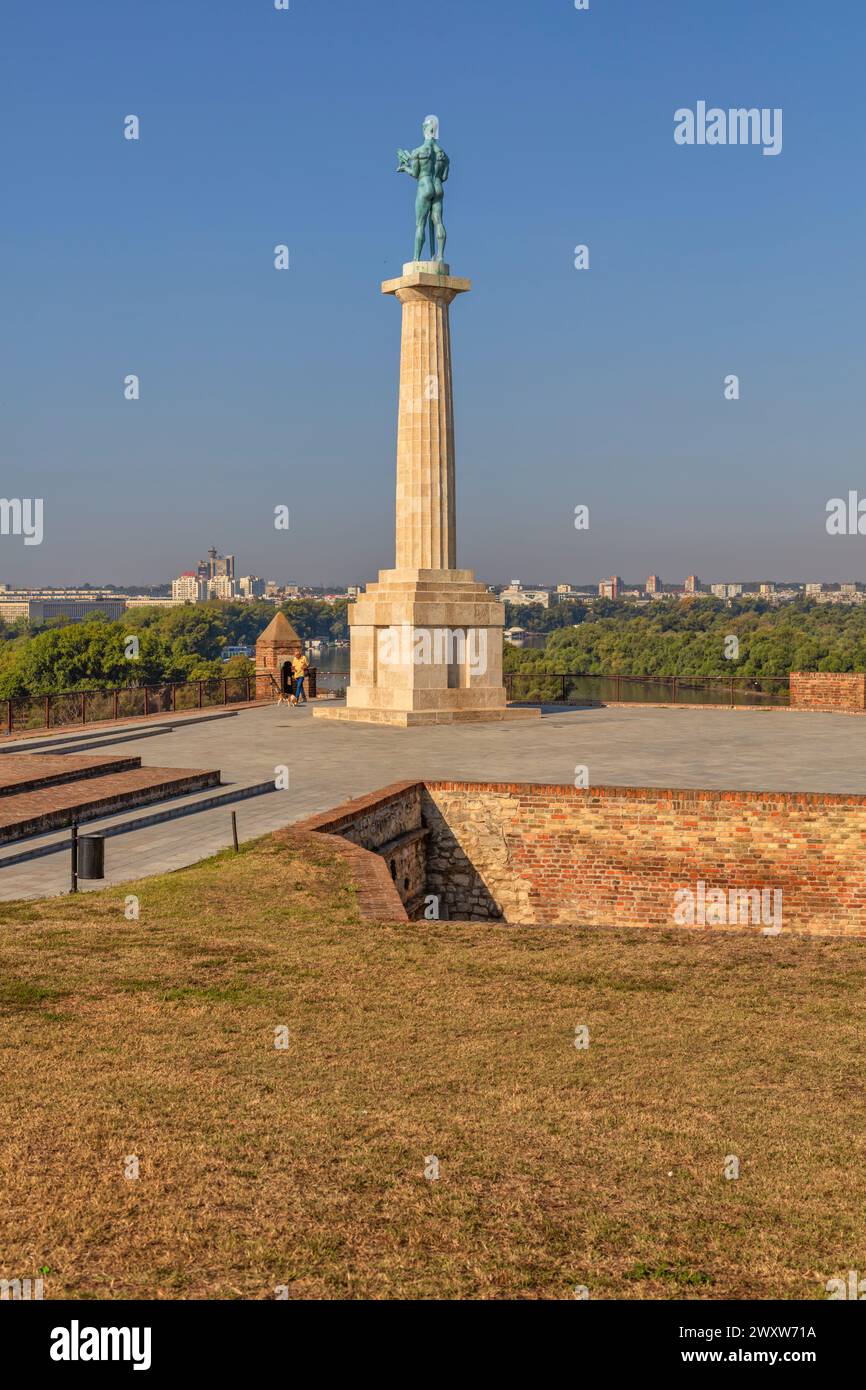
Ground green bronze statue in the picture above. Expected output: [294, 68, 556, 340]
[396, 115, 449, 263]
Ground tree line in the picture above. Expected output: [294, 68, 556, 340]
[4, 595, 862, 699]
[0, 600, 348, 698]
[503, 597, 866, 681]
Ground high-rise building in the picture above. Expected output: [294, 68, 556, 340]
[238, 575, 265, 599]
[684, 574, 701, 594]
[208, 574, 236, 600]
[172, 572, 205, 603]
[599, 576, 622, 600]
[201, 547, 235, 581]
[646, 574, 662, 594]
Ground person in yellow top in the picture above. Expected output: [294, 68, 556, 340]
[290, 651, 309, 705]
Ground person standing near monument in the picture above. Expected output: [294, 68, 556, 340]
[290, 650, 309, 706]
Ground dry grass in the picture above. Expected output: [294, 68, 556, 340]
[1, 831, 865, 1300]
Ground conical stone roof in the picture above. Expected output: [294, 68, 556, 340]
[256, 611, 302, 646]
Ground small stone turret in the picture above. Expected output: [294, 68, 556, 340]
[255, 612, 303, 701]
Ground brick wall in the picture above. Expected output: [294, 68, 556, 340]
[790, 672, 866, 711]
[255, 639, 303, 701]
[297, 779, 866, 936]
[423, 781, 866, 935]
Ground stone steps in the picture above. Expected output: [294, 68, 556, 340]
[0, 753, 141, 797]
[0, 765, 221, 843]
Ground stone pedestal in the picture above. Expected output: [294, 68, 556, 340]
[315, 262, 538, 728]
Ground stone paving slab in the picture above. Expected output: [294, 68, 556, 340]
[2, 700, 864, 899]
[0, 702, 257, 747]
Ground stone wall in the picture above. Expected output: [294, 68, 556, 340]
[422, 787, 508, 920]
[297, 778, 866, 936]
[790, 672, 866, 712]
[296, 782, 427, 915]
[423, 781, 866, 935]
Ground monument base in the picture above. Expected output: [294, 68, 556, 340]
[313, 705, 539, 728]
[312, 567, 540, 729]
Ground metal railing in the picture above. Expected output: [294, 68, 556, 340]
[6, 668, 781, 729]
[3, 675, 257, 736]
[314, 670, 349, 695]
[503, 672, 791, 708]
[1, 668, 344, 736]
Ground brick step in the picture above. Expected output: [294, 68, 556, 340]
[0, 766, 220, 843]
[0, 754, 141, 797]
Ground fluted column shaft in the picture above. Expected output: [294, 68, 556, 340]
[382, 265, 470, 571]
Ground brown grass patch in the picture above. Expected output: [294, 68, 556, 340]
[0, 831, 864, 1300]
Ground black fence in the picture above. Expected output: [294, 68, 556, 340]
[504, 672, 791, 708]
[1, 668, 352, 736]
[3, 676, 257, 736]
[9, 670, 785, 735]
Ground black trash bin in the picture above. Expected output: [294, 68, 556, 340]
[78, 834, 105, 880]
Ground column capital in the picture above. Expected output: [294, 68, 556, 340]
[382, 263, 471, 299]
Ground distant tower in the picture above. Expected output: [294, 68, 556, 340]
[685, 574, 701, 595]
[646, 574, 662, 595]
[599, 576, 622, 600]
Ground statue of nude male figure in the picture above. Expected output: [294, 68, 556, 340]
[396, 115, 450, 263]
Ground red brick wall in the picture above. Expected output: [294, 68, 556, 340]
[424, 782, 866, 935]
[296, 779, 866, 935]
[790, 672, 866, 711]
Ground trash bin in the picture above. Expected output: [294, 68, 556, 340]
[78, 834, 105, 880]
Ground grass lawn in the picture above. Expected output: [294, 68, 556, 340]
[1, 829, 864, 1300]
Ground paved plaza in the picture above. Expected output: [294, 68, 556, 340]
[0, 701, 863, 899]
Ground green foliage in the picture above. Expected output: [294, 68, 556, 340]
[505, 598, 866, 680]
[503, 598, 589, 632]
[0, 599, 347, 698]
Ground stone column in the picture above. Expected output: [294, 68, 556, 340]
[313, 259, 539, 727]
[382, 263, 470, 573]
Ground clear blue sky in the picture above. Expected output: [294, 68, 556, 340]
[2, 0, 864, 587]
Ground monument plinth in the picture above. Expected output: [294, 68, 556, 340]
[314, 120, 538, 727]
